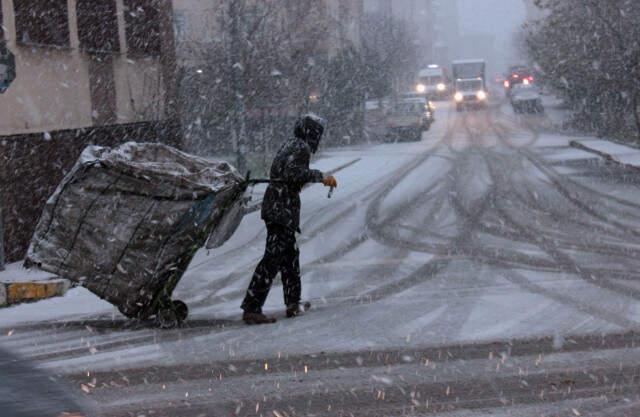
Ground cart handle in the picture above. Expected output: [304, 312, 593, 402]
[244, 172, 334, 198]
[244, 171, 287, 186]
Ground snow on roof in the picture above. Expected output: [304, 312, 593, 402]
[452, 59, 486, 64]
[419, 68, 443, 77]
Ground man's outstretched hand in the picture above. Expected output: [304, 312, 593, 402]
[322, 175, 338, 188]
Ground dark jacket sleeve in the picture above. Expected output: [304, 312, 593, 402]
[282, 145, 323, 184]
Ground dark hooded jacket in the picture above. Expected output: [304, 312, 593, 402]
[261, 115, 325, 231]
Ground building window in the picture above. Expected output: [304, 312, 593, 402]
[76, 0, 120, 54]
[339, 2, 350, 22]
[88, 55, 117, 126]
[173, 11, 187, 43]
[14, 0, 70, 47]
[124, 0, 161, 57]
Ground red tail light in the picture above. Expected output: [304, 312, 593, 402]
[504, 80, 510, 88]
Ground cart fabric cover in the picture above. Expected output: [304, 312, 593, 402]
[25, 142, 245, 318]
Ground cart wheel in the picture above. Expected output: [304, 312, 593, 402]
[173, 300, 189, 322]
[156, 307, 179, 329]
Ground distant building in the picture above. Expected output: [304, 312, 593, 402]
[522, 0, 544, 21]
[0, 0, 178, 135]
[325, 0, 364, 53]
[365, 0, 434, 65]
[456, 32, 499, 77]
[0, 0, 182, 265]
[173, 0, 363, 61]
[432, 0, 460, 67]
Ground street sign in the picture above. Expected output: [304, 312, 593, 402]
[0, 41, 16, 94]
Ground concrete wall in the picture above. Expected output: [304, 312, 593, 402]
[0, 120, 181, 263]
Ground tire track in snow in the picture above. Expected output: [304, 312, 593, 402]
[480, 116, 640, 314]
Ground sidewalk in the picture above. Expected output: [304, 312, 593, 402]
[569, 138, 640, 171]
[0, 262, 69, 307]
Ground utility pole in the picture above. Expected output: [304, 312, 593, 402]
[158, 0, 179, 120]
[158, 0, 184, 148]
[0, 191, 4, 271]
[229, 0, 247, 174]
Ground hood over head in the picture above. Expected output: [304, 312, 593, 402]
[294, 113, 326, 153]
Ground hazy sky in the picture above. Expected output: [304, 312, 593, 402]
[457, 0, 527, 70]
[458, 0, 526, 44]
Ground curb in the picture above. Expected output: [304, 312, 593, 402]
[569, 140, 640, 173]
[0, 279, 70, 307]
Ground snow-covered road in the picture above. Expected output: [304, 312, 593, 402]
[3, 101, 640, 416]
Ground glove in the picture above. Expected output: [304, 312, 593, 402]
[322, 175, 338, 188]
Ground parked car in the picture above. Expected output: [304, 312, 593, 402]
[510, 83, 544, 114]
[385, 99, 431, 142]
[401, 97, 435, 131]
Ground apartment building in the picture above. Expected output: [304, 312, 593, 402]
[0, 0, 177, 135]
[365, 0, 434, 65]
[432, 0, 460, 66]
[0, 0, 182, 265]
[324, 0, 364, 53]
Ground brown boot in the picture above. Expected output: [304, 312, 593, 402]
[243, 311, 277, 325]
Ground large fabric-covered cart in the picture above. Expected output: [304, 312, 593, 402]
[25, 142, 247, 327]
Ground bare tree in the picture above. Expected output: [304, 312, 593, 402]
[361, 12, 420, 100]
[178, 0, 330, 172]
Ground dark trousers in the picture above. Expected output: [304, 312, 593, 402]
[241, 223, 301, 313]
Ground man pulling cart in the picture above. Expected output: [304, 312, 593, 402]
[24, 115, 337, 328]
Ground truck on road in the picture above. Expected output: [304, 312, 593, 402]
[452, 59, 486, 88]
[452, 59, 488, 111]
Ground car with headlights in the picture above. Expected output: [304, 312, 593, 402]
[504, 65, 534, 96]
[510, 83, 544, 114]
[416, 65, 449, 100]
[385, 99, 432, 142]
[453, 78, 488, 111]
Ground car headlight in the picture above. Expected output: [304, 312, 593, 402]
[416, 84, 426, 93]
[477, 91, 487, 100]
[436, 83, 446, 92]
[454, 92, 463, 102]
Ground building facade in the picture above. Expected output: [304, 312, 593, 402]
[0, 0, 182, 266]
[432, 0, 460, 67]
[0, 0, 178, 135]
[365, 0, 434, 65]
[324, 0, 364, 53]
